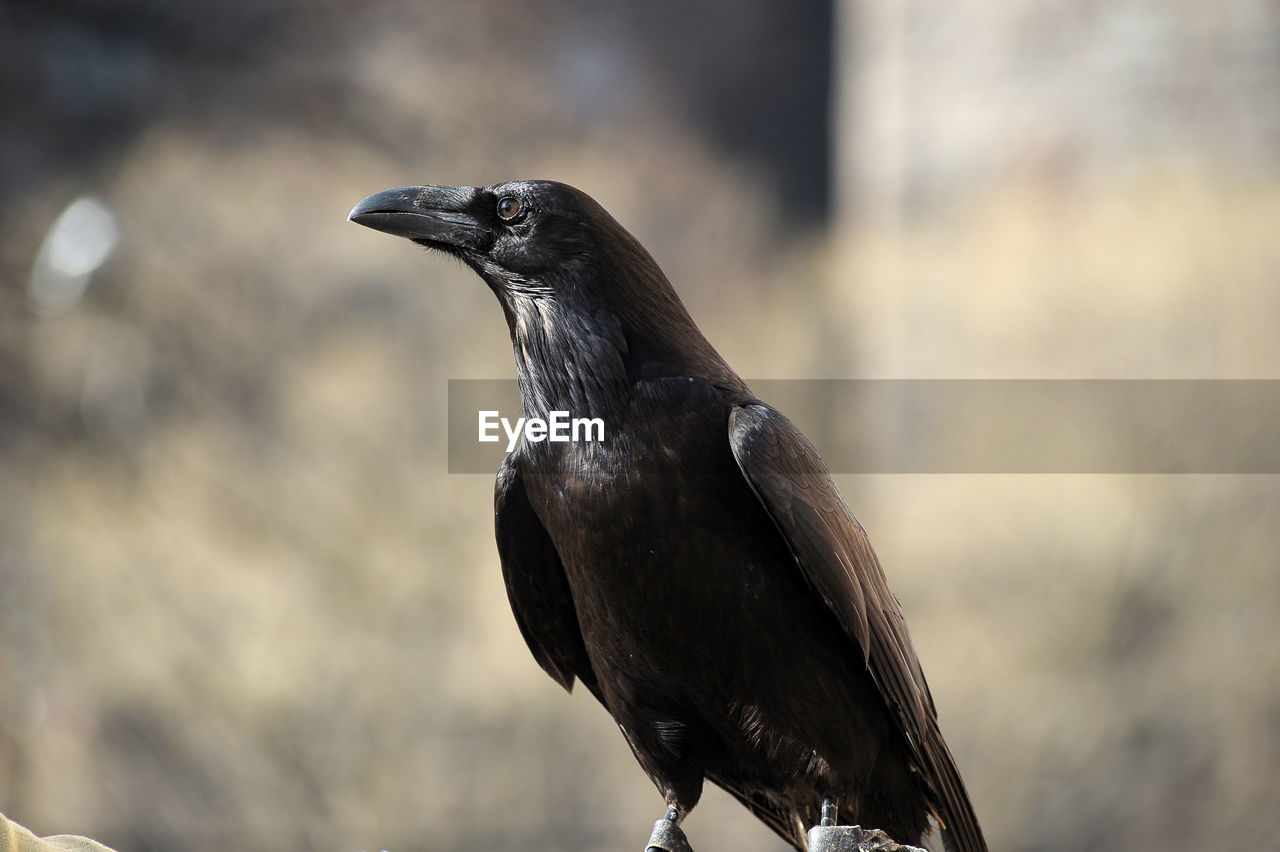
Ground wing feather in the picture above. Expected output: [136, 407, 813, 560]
[495, 453, 599, 699]
[728, 403, 985, 852]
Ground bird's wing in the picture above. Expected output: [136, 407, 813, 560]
[728, 403, 985, 852]
[729, 403, 896, 685]
[495, 453, 599, 698]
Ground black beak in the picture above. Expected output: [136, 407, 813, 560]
[348, 185, 489, 251]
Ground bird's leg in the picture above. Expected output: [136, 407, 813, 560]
[645, 805, 693, 852]
[808, 797, 858, 851]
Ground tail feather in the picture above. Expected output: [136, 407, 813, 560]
[710, 775, 808, 851]
[922, 730, 987, 852]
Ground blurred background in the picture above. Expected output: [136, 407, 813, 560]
[2, 1, 1279, 851]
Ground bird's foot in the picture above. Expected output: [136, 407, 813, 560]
[807, 799, 925, 852]
[807, 824, 925, 852]
[645, 806, 693, 852]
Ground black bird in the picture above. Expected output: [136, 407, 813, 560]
[348, 181, 986, 852]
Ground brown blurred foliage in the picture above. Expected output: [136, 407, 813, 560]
[2, 2, 1279, 852]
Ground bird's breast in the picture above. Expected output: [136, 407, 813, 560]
[521, 384, 793, 676]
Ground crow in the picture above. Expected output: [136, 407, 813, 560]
[348, 181, 986, 852]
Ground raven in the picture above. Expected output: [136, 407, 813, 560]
[349, 181, 986, 852]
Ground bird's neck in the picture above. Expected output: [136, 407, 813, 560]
[508, 295, 630, 423]
[503, 261, 744, 427]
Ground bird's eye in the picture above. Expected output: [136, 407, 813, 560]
[497, 197, 522, 220]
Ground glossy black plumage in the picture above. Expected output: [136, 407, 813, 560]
[349, 181, 986, 852]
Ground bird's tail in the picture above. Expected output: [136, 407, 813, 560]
[924, 731, 987, 852]
[711, 775, 808, 851]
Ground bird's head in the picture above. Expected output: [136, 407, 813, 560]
[348, 180, 635, 292]
[349, 180, 738, 407]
